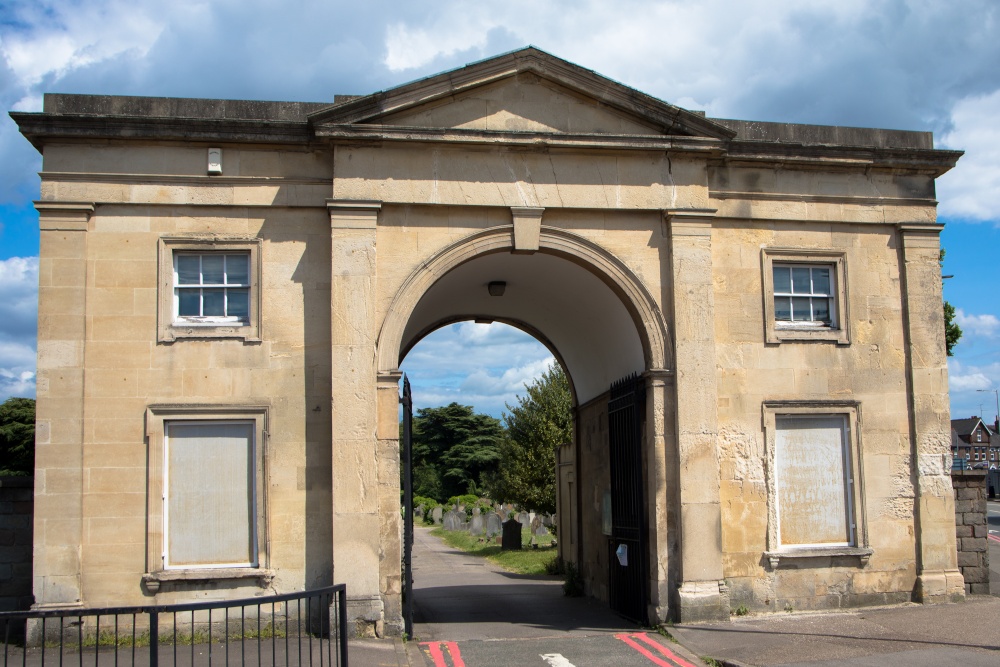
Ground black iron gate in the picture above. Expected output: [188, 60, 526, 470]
[607, 373, 648, 625]
[400, 375, 414, 638]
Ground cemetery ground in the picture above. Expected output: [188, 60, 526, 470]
[429, 525, 558, 575]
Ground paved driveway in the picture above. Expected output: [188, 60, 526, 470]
[410, 526, 703, 666]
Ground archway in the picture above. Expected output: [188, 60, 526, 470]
[378, 225, 673, 625]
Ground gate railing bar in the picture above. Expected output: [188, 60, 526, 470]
[607, 372, 649, 626]
[401, 375, 414, 639]
[0, 584, 347, 667]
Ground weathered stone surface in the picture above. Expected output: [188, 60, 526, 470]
[484, 512, 502, 539]
[17, 47, 962, 633]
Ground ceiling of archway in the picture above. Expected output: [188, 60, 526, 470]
[400, 251, 645, 404]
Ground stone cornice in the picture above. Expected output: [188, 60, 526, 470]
[11, 112, 314, 150]
[13, 114, 962, 178]
[720, 141, 962, 176]
[711, 190, 938, 207]
[40, 171, 329, 186]
[313, 123, 729, 154]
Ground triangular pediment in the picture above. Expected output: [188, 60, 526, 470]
[309, 47, 735, 140]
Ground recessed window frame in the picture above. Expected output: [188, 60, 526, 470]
[762, 248, 849, 345]
[158, 237, 262, 342]
[762, 400, 870, 568]
[144, 404, 270, 589]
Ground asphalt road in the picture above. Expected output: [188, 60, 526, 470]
[409, 526, 704, 667]
[986, 500, 1000, 595]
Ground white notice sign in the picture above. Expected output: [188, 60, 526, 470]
[616, 543, 628, 567]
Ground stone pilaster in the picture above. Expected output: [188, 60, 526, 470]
[33, 201, 93, 609]
[898, 223, 965, 603]
[376, 370, 404, 635]
[644, 368, 674, 623]
[328, 200, 385, 635]
[667, 210, 728, 622]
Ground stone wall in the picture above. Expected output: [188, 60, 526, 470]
[952, 469, 989, 595]
[0, 477, 33, 611]
[576, 394, 610, 603]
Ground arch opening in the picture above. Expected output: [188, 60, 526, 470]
[378, 226, 671, 389]
[384, 226, 670, 628]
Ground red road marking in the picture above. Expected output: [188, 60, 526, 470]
[614, 633, 698, 667]
[420, 641, 466, 667]
[988, 534, 1000, 543]
[445, 641, 466, 667]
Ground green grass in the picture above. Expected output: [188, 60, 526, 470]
[430, 526, 558, 575]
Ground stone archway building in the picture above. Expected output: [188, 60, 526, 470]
[13, 48, 963, 633]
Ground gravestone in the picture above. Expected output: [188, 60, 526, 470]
[431, 506, 443, 525]
[501, 518, 522, 550]
[531, 515, 548, 537]
[517, 512, 531, 530]
[469, 511, 485, 535]
[484, 512, 502, 538]
[443, 510, 463, 531]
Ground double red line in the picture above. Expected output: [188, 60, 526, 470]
[422, 633, 696, 666]
[421, 640, 465, 667]
[614, 632, 698, 667]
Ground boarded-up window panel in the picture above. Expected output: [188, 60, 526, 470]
[166, 422, 255, 567]
[775, 415, 852, 548]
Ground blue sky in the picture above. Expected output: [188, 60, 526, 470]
[1, 0, 999, 421]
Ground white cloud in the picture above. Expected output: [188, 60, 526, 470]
[954, 308, 1000, 338]
[0, 0, 165, 91]
[0, 256, 37, 401]
[938, 89, 1000, 221]
[0, 369, 34, 399]
[402, 322, 555, 416]
[384, 15, 492, 72]
[460, 357, 556, 397]
[950, 370, 993, 393]
[0, 256, 39, 336]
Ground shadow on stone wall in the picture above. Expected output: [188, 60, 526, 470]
[0, 477, 33, 611]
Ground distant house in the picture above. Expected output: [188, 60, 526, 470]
[951, 416, 1000, 468]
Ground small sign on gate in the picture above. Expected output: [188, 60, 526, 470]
[615, 543, 628, 567]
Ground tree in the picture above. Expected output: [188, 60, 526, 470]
[940, 249, 962, 357]
[944, 301, 962, 357]
[0, 397, 35, 476]
[486, 364, 572, 514]
[409, 403, 503, 502]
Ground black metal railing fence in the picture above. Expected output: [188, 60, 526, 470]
[0, 584, 347, 667]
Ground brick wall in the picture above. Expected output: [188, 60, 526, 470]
[0, 477, 33, 611]
[952, 469, 990, 595]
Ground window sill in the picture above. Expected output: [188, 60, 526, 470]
[768, 325, 849, 345]
[161, 324, 260, 343]
[142, 568, 274, 593]
[765, 547, 872, 569]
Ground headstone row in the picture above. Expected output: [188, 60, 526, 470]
[418, 503, 556, 541]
